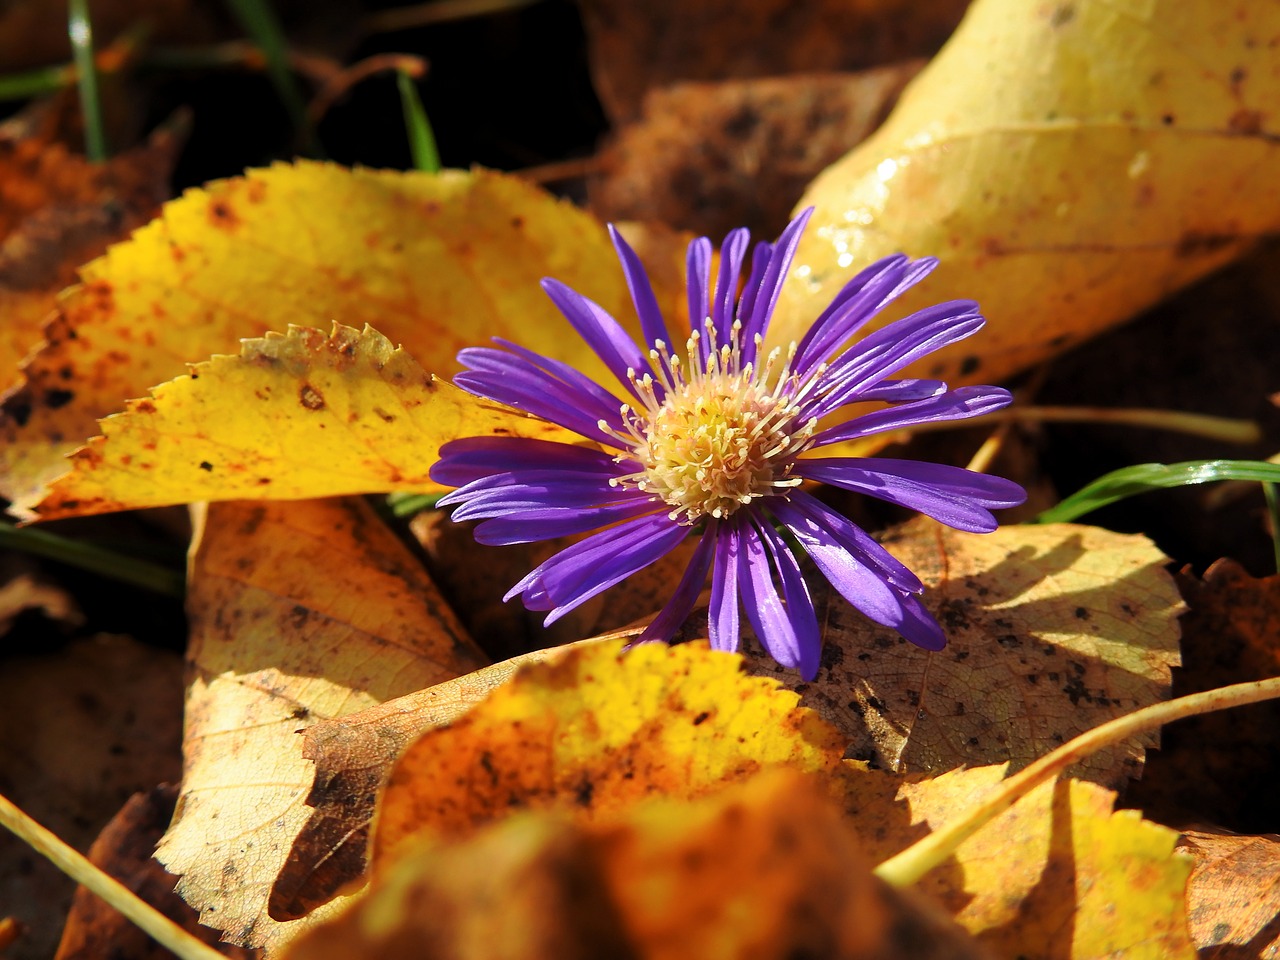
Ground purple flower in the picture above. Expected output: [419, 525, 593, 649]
[430, 210, 1026, 680]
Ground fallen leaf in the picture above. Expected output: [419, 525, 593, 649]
[371, 640, 845, 862]
[155, 497, 487, 952]
[1179, 828, 1280, 959]
[268, 640, 593, 924]
[1125, 560, 1280, 833]
[0, 113, 183, 388]
[54, 785, 256, 960]
[0, 634, 183, 960]
[0, 163, 677, 515]
[779, 0, 1280, 386]
[578, 0, 969, 122]
[746, 519, 1183, 789]
[590, 65, 922, 239]
[32, 323, 578, 520]
[868, 766, 1198, 960]
[283, 768, 992, 960]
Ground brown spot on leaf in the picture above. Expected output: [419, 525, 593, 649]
[208, 198, 240, 229]
[43, 388, 74, 409]
[1227, 108, 1264, 136]
[299, 384, 326, 411]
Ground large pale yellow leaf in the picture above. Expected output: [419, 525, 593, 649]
[371, 640, 845, 864]
[154, 496, 487, 953]
[745, 519, 1183, 789]
[777, 0, 1280, 385]
[0, 163, 665, 514]
[839, 765, 1197, 960]
[32, 323, 577, 520]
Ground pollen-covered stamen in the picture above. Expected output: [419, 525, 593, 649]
[602, 317, 819, 523]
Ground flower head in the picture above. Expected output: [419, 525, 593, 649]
[430, 210, 1026, 680]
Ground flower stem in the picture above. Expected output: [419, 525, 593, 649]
[0, 792, 226, 960]
[874, 676, 1280, 888]
[397, 68, 441, 172]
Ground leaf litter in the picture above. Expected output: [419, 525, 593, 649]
[4, 0, 1280, 955]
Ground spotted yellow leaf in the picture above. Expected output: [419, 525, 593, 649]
[1, 163, 679, 515]
[839, 765, 1197, 959]
[372, 639, 845, 864]
[33, 323, 577, 520]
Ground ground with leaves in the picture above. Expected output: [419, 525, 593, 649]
[2, 1, 1280, 959]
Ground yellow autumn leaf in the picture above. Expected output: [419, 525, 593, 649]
[283, 769, 989, 960]
[776, 0, 1280, 385]
[32, 323, 577, 521]
[746, 519, 1183, 789]
[0, 162, 680, 515]
[371, 639, 845, 864]
[839, 765, 1197, 960]
[154, 496, 488, 953]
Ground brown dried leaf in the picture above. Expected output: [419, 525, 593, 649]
[1179, 828, 1280, 959]
[268, 641, 586, 923]
[0, 635, 183, 960]
[746, 519, 1184, 788]
[155, 498, 487, 953]
[0, 115, 183, 388]
[578, 0, 969, 122]
[1126, 560, 1280, 832]
[591, 65, 922, 239]
[54, 785, 256, 960]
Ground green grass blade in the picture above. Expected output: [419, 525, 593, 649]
[1036, 459, 1280, 524]
[0, 64, 72, 100]
[0, 523, 185, 598]
[396, 69, 441, 172]
[68, 0, 106, 161]
[386, 491, 444, 517]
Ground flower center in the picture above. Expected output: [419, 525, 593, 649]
[605, 322, 819, 524]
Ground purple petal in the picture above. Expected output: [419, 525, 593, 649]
[739, 208, 814, 354]
[708, 517, 742, 653]
[793, 458, 1027, 532]
[855, 378, 948, 403]
[737, 517, 820, 677]
[431, 436, 621, 487]
[541, 278, 654, 398]
[686, 237, 712, 356]
[609, 224, 672, 350]
[638, 524, 718, 643]
[804, 302, 984, 416]
[794, 255, 940, 378]
[772, 490, 921, 593]
[769, 493, 919, 627]
[455, 346, 624, 445]
[444, 472, 630, 517]
[712, 228, 750, 336]
[474, 499, 660, 545]
[897, 593, 947, 651]
[508, 514, 687, 623]
[809, 386, 1013, 447]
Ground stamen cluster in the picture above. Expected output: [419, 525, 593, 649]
[603, 322, 818, 524]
